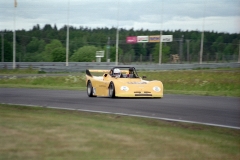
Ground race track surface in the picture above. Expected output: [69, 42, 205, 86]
[0, 88, 239, 129]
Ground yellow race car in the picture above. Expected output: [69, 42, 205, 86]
[85, 67, 163, 98]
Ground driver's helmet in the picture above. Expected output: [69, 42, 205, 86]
[113, 68, 121, 77]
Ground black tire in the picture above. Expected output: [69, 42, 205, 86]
[87, 81, 94, 97]
[109, 82, 115, 98]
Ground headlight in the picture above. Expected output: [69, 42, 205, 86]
[121, 86, 129, 91]
[153, 86, 161, 92]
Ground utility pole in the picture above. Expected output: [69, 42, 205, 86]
[200, 31, 204, 64]
[66, 0, 70, 66]
[13, 0, 17, 69]
[159, 31, 162, 65]
[1, 32, 5, 62]
[158, 0, 164, 65]
[238, 40, 240, 63]
[200, 0, 206, 64]
[115, 0, 119, 66]
[179, 35, 184, 62]
[116, 28, 119, 66]
[106, 37, 110, 62]
[186, 39, 190, 63]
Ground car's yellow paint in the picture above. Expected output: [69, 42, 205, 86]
[86, 69, 163, 98]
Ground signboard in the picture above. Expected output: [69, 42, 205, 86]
[137, 36, 148, 43]
[161, 35, 173, 42]
[126, 35, 173, 43]
[149, 35, 160, 42]
[96, 51, 104, 57]
[126, 36, 137, 44]
[96, 51, 104, 62]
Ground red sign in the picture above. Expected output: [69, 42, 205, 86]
[126, 36, 137, 44]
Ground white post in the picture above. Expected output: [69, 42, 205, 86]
[238, 40, 240, 63]
[159, 31, 162, 65]
[106, 37, 110, 62]
[116, 28, 119, 66]
[66, 0, 70, 66]
[200, 32, 204, 64]
[13, 0, 17, 69]
[200, 0, 206, 64]
[115, 0, 119, 66]
[158, 0, 164, 65]
[1, 33, 4, 62]
[186, 39, 190, 63]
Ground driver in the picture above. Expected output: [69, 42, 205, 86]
[113, 68, 121, 78]
[127, 67, 135, 78]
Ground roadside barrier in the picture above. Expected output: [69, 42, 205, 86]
[0, 62, 239, 72]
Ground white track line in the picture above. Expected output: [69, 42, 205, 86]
[2, 103, 240, 130]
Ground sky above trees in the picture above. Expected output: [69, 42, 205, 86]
[1, 0, 240, 33]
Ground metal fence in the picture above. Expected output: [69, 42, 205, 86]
[119, 54, 239, 65]
[0, 62, 239, 73]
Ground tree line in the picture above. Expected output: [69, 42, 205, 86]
[1, 24, 239, 63]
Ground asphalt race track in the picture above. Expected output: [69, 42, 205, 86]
[0, 88, 239, 129]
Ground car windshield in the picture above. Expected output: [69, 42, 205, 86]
[111, 67, 139, 78]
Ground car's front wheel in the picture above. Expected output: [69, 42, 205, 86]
[87, 81, 94, 97]
[109, 82, 115, 98]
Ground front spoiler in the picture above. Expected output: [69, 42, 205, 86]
[115, 92, 163, 98]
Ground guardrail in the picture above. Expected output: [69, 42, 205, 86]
[0, 62, 239, 72]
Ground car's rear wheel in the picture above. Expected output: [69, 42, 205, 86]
[109, 82, 115, 98]
[87, 81, 94, 97]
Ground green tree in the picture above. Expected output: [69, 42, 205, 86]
[45, 39, 63, 53]
[109, 46, 123, 62]
[153, 43, 170, 63]
[41, 39, 63, 61]
[224, 43, 234, 55]
[1, 24, 239, 63]
[120, 49, 135, 64]
[0, 40, 12, 62]
[52, 48, 65, 62]
[70, 45, 100, 62]
[134, 43, 147, 57]
[191, 39, 201, 61]
[26, 37, 45, 53]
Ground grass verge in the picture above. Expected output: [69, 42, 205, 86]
[0, 104, 239, 160]
[0, 68, 239, 97]
[0, 68, 39, 74]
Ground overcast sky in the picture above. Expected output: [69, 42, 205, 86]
[1, 0, 239, 33]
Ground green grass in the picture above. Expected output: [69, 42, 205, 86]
[0, 104, 239, 160]
[138, 69, 240, 97]
[0, 68, 39, 74]
[0, 68, 240, 97]
[0, 74, 86, 90]
[1, 69, 239, 159]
